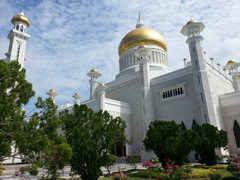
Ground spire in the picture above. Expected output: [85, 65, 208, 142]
[19, 9, 25, 16]
[136, 12, 144, 28]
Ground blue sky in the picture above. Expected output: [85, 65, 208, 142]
[0, 0, 240, 111]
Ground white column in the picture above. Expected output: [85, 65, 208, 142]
[97, 83, 106, 111]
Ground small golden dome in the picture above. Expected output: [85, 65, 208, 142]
[11, 11, 30, 27]
[73, 93, 81, 99]
[226, 59, 237, 65]
[118, 27, 167, 56]
[49, 89, 57, 93]
[186, 19, 197, 25]
[90, 68, 98, 73]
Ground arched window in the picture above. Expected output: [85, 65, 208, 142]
[192, 119, 198, 128]
[181, 121, 187, 130]
[233, 120, 240, 148]
[16, 24, 19, 30]
[20, 25, 23, 32]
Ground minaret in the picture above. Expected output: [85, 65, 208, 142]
[5, 11, 31, 68]
[87, 69, 102, 99]
[181, 19, 217, 126]
[224, 59, 240, 92]
[47, 89, 58, 104]
[73, 93, 81, 104]
[135, 46, 155, 160]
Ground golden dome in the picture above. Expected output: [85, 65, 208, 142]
[11, 11, 30, 27]
[226, 59, 237, 65]
[90, 68, 98, 73]
[118, 27, 167, 56]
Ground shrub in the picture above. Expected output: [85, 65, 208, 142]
[128, 169, 167, 178]
[125, 154, 141, 169]
[143, 120, 195, 165]
[192, 123, 228, 165]
[163, 159, 191, 180]
[209, 173, 222, 180]
[104, 154, 117, 174]
[142, 161, 154, 168]
[112, 172, 127, 179]
[227, 154, 240, 180]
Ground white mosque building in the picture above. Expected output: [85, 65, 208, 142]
[3, 11, 240, 161]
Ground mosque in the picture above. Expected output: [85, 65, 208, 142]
[3, 11, 240, 162]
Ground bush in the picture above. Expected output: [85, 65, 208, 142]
[209, 173, 222, 180]
[227, 154, 240, 180]
[104, 154, 116, 174]
[143, 120, 195, 165]
[125, 154, 140, 169]
[128, 169, 167, 178]
[192, 123, 228, 165]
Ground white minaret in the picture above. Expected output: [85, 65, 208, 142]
[5, 10, 31, 68]
[73, 92, 81, 104]
[181, 19, 217, 126]
[87, 69, 102, 99]
[224, 59, 240, 92]
[47, 89, 58, 103]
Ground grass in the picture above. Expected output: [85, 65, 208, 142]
[100, 178, 149, 180]
[189, 164, 233, 180]
[99, 164, 234, 180]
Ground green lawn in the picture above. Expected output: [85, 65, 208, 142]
[99, 164, 234, 180]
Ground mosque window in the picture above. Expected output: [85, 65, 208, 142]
[152, 51, 155, 62]
[112, 142, 126, 157]
[200, 93, 204, 103]
[233, 120, 240, 148]
[16, 44, 21, 61]
[192, 119, 198, 127]
[20, 25, 23, 32]
[197, 75, 201, 84]
[161, 85, 185, 101]
[181, 121, 187, 130]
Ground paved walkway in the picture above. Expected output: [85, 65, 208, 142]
[0, 163, 146, 179]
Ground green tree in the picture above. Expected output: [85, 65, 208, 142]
[192, 123, 228, 165]
[17, 97, 72, 179]
[143, 120, 195, 165]
[0, 60, 35, 162]
[60, 104, 127, 180]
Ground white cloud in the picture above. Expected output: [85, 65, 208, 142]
[0, 0, 240, 110]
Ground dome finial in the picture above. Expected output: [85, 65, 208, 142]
[136, 11, 144, 28]
[19, 9, 24, 15]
